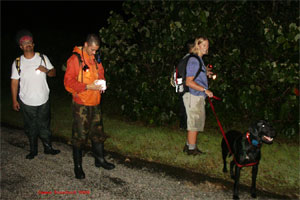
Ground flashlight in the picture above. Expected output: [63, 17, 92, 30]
[208, 64, 217, 80]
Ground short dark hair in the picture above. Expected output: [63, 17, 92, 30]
[86, 34, 100, 46]
[185, 39, 195, 53]
[16, 29, 33, 45]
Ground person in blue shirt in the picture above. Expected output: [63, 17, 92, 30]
[182, 37, 214, 155]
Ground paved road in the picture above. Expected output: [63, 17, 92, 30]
[0, 126, 292, 200]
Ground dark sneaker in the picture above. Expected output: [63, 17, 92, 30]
[187, 148, 205, 156]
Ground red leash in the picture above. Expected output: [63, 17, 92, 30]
[208, 96, 258, 168]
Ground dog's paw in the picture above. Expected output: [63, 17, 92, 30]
[251, 187, 257, 198]
[251, 192, 257, 198]
[233, 195, 240, 199]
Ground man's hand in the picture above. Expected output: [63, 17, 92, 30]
[205, 89, 214, 98]
[13, 101, 20, 111]
[86, 83, 103, 91]
[36, 65, 48, 73]
[36, 66, 56, 77]
[11, 79, 20, 111]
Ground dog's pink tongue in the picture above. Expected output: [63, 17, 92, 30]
[264, 136, 273, 141]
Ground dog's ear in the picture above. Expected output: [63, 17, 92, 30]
[257, 120, 266, 127]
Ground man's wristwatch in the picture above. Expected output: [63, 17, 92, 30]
[203, 88, 207, 93]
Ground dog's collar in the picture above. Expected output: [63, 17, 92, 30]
[246, 132, 260, 147]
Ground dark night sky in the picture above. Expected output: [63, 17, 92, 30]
[1, 1, 124, 77]
[2, 1, 123, 34]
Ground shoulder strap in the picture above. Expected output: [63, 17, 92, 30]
[72, 52, 83, 83]
[72, 52, 82, 66]
[35, 52, 47, 67]
[186, 54, 204, 80]
[15, 57, 21, 75]
[39, 53, 47, 67]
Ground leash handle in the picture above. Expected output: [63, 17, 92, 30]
[212, 96, 221, 101]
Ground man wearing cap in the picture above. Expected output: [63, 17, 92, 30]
[11, 30, 60, 160]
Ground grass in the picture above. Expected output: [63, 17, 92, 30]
[103, 118, 299, 197]
[1, 82, 299, 198]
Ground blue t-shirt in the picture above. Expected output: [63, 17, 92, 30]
[186, 56, 208, 97]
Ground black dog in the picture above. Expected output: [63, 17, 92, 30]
[221, 120, 276, 199]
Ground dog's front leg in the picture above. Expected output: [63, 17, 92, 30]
[230, 160, 235, 179]
[251, 165, 258, 198]
[233, 165, 241, 199]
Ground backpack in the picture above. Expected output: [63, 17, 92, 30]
[15, 52, 46, 75]
[171, 53, 204, 93]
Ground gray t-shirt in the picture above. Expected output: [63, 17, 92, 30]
[186, 56, 208, 97]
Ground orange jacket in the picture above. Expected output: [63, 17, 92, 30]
[64, 46, 105, 106]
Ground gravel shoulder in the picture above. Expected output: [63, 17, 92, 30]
[0, 126, 293, 200]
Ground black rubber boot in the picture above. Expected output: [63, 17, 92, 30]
[92, 141, 115, 170]
[73, 146, 85, 179]
[41, 138, 60, 155]
[26, 136, 38, 159]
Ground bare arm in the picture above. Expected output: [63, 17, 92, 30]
[186, 76, 213, 97]
[11, 79, 20, 111]
[36, 66, 56, 77]
[46, 68, 56, 77]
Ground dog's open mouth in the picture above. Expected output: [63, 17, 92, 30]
[263, 135, 273, 142]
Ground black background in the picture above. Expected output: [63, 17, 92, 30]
[2, 1, 123, 35]
[1, 1, 124, 79]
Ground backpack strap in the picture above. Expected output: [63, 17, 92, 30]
[15, 57, 21, 76]
[182, 54, 205, 93]
[39, 53, 47, 67]
[188, 54, 204, 80]
[72, 52, 82, 66]
[33, 52, 47, 67]
[72, 52, 84, 83]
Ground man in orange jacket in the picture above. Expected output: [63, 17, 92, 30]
[64, 34, 115, 179]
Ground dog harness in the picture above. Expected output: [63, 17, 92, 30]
[246, 132, 260, 147]
[208, 97, 259, 168]
[241, 132, 262, 161]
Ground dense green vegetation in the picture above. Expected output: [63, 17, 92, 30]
[98, 1, 299, 136]
[1, 1, 299, 198]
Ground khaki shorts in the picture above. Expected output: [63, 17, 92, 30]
[183, 93, 206, 132]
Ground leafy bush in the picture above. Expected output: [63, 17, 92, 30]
[99, 1, 299, 136]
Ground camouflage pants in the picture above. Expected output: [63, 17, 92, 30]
[72, 101, 107, 148]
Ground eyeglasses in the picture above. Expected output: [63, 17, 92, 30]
[21, 41, 33, 46]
